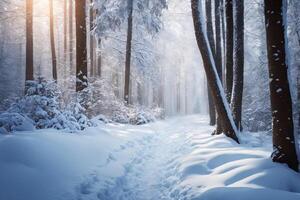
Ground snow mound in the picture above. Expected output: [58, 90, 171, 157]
[175, 128, 300, 200]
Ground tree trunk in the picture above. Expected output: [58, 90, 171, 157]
[298, 76, 300, 135]
[208, 87, 216, 125]
[206, 0, 216, 126]
[49, 0, 57, 81]
[230, 0, 244, 129]
[214, 0, 224, 134]
[191, 0, 239, 143]
[89, 0, 94, 77]
[63, 0, 68, 83]
[264, 0, 299, 171]
[206, 0, 215, 56]
[63, 0, 67, 64]
[26, 0, 34, 81]
[69, 0, 74, 75]
[97, 38, 102, 77]
[124, 0, 134, 104]
[215, 0, 222, 72]
[75, 0, 88, 92]
[225, 0, 233, 102]
[220, 0, 226, 81]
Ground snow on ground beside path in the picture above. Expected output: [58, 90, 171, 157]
[0, 115, 300, 200]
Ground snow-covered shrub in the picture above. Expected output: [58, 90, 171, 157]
[127, 107, 163, 125]
[110, 105, 162, 125]
[7, 80, 62, 129]
[63, 101, 93, 130]
[79, 78, 163, 125]
[0, 77, 163, 133]
[0, 78, 92, 132]
[0, 113, 35, 134]
[0, 97, 17, 112]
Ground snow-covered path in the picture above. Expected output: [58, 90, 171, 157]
[74, 116, 300, 200]
[1, 115, 300, 200]
[76, 116, 209, 200]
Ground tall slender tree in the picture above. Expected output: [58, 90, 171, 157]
[264, 0, 299, 171]
[97, 37, 102, 77]
[124, 0, 134, 104]
[63, 0, 67, 64]
[225, 0, 233, 102]
[89, 0, 95, 77]
[191, 0, 239, 143]
[95, 8, 101, 77]
[214, 0, 224, 135]
[49, 0, 57, 81]
[26, 0, 34, 82]
[69, 0, 74, 75]
[206, 0, 216, 126]
[215, 0, 222, 72]
[75, 0, 88, 92]
[230, 0, 244, 129]
[220, 0, 226, 79]
[62, 0, 68, 83]
[206, 0, 215, 57]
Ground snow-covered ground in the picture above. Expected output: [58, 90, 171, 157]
[0, 115, 300, 200]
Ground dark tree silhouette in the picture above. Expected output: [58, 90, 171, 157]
[49, 0, 57, 81]
[75, 0, 88, 92]
[63, 0, 67, 64]
[206, 0, 216, 126]
[124, 0, 134, 104]
[214, 0, 224, 135]
[225, 0, 233, 102]
[69, 0, 74, 75]
[89, 0, 95, 77]
[26, 0, 34, 81]
[230, 0, 244, 129]
[264, 0, 299, 171]
[97, 38, 102, 77]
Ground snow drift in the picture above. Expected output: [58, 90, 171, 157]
[0, 115, 299, 200]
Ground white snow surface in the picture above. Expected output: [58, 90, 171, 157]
[0, 115, 300, 200]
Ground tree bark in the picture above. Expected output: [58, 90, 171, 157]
[124, 0, 134, 104]
[215, 0, 222, 72]
[206, 0, 216, 126]
[191, 0, 239, 143]
[26, 0, 34, 81]
[89, 0, 94, 77]
[220, 0, 226, 80]
[75, 0, 88, 92]
[63, 0, 67, 64]
[49, 0, 57, 81]
[264, 0, 299, 171]
[206, 0, 215, 56]
[69, 0, 74, 75]
[215, 0, 224, 134]
[208, 87, 216, 125]
[298, 76, 300, 135]
[230, 0, 244, 129]
[225, 0, 233, 102]
[97, 38, 102, 77]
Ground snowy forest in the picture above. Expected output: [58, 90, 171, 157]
[0, 0, 300, 199]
